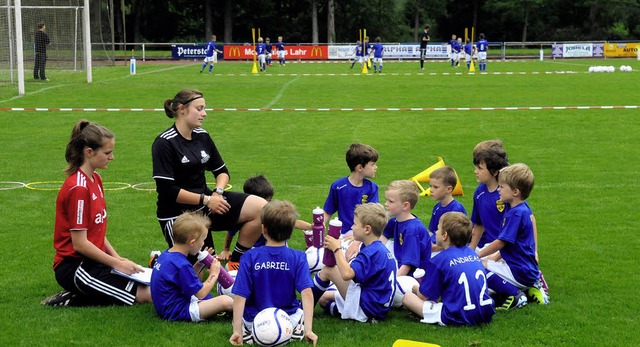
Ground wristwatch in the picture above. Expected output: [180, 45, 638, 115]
[213, 187, 224, 195]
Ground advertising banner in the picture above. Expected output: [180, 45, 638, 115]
[223, 45, 328, 60]
[552, 43, 604, 58]
[328, 44, 450, 60]
[171, 45, 207, 59]
[604, 43, 640, 58]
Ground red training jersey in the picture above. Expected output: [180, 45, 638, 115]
[53, 170, 108, 268]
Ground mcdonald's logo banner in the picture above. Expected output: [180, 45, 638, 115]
[223, 45, 329, 60]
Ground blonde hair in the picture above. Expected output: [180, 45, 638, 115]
[354, 203, 388, 237]
[386, 180, 419, 209]
[499, 163, 534, 200]
[172, 211, 211, 245]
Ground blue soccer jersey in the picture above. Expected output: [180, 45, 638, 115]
[452, 41, 461, 54]
[470, 184, 504, 247]
[150, 251, 212, 321]
[205, 41, 216, 57]
[476, 39, 488, 53]
[350, 240, 397, 320]
[232, 245, 313, 322]
[372, 43, 384, 58]
[464, 43, 474, 55]
[256, 43, 266, 55]
[428, 200, 467, 244]
[497, 202, 539, 286]
[420, 246, 495, 326]
[276, 42, 285, 51]
[382, 217, 431, 272]
[323, 177, 379, 234]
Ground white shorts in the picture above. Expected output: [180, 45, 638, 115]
[189, 295, 204, 322]
[258, 54, 266, 64]
[334, 281, 368, 322]
[204, 56, 215, 63]
[465, 53, 471, 62]
[452, 53, 460, 61]
[420, 300, 445, 325]
[372, 57, 383, 64]
[358, 56, 366, 64]
[478, 52, 487, 61]
[485, 259, 527, 289]
[278, 51, 285, 59]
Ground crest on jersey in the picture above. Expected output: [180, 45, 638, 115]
[496, 200, 505, 213]
[399, 233, 404, 246]
[181, 156, 189, 164]
[200, 150, 210, 163]
[361, 194, 369, 204]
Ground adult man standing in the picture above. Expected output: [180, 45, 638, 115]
[34, 22, 50, 81]
[419, 25, 430, 70]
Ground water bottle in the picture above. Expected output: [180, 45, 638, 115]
[322, 218, 342, 267]
[197, 251, 234, 289]
[312, 207, 325, 249]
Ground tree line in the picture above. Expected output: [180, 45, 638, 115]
[94, 0, 640, 45]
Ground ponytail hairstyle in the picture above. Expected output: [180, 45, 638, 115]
[65, 120, 114, 175]
[163, 89, 204, 119]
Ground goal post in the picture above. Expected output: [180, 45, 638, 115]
[0, 0, 92, 96]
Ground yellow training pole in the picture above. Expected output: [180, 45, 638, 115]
[251, 28, 258, 73]
[468, 27, 476, 72]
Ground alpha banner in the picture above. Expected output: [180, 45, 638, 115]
[604, 43, 640, 58]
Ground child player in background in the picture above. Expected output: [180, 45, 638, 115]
[448, 34, 457, 66]
[200, 35, 222, 73]
[464, 37, 474, 69]
[255, 37, 267, 72]
[379, 180, 431, 276]
[476, 33, 488, 71]
[276, 36, 286, 66]
[265, 37, 273, 66]
[229, 201, 317, 345]
[403, 212, 495, 326]
[371, 37, 384, 73]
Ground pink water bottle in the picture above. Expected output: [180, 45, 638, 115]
[197, 251, 235, 289]
[312, 207, 325, 249]
[322, 218, 343, 267]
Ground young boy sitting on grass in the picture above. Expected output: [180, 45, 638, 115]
[403, 212, 496, 325]
[150, 211, 233, 321]
[312, 203, 397, 323]
[229, 200, 317, 346]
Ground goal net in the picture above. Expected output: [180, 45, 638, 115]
[0, 0, 91, 95]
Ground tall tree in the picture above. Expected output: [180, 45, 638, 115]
[327, 0, 335, 43]
[311, 0, 319, 43]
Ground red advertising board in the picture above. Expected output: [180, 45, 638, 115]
[223, 45, 328, 60]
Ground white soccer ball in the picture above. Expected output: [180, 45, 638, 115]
[392, 275, 420, 308]
[252, 307, 293, 346]
[217, 270, 237, 298]
[305, 246, 324, 275]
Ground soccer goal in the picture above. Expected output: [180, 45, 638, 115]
[0, 0, 92, 96]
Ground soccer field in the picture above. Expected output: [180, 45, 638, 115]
[0, 59, 639, 346]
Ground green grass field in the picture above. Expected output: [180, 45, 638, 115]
[1, 59, 639, 346]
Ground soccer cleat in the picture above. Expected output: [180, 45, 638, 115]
[291, 316, 305, 341]
[41, 290, 78, 307]
[498, 290, 528, 310]
[242, 324, 255, 345]
[226, 261, 240, 271]
[148, 250, 161, 268]
[527, 284, 549, 305]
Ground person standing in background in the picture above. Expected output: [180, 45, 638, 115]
[34, 22, 50, 81]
